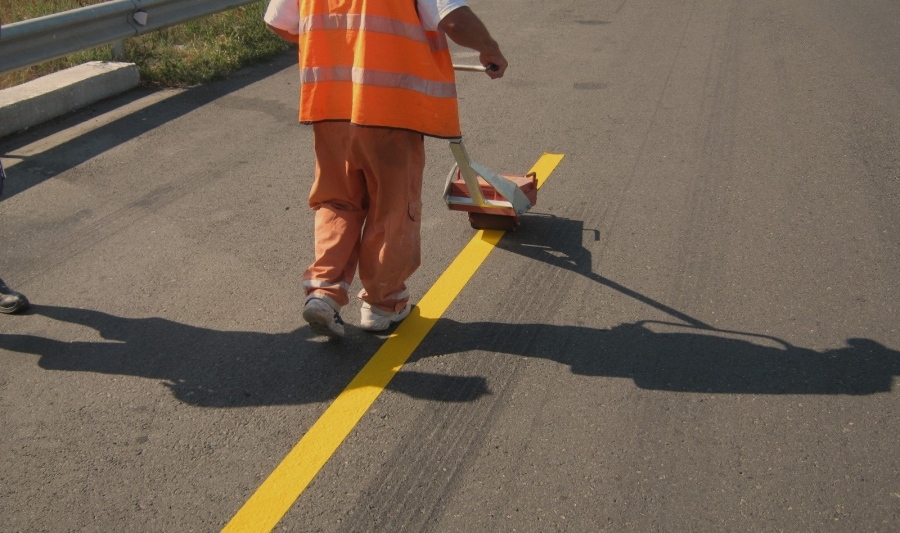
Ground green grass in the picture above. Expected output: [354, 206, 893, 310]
[0, 0, 291, 89]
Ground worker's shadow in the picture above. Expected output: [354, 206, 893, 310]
[0, 306, 490, 407]
[412, 214, 900, 395]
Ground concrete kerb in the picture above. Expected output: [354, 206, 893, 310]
[0, 61, 139, 140]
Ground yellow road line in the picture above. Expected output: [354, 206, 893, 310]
[222, 153, 564, 533]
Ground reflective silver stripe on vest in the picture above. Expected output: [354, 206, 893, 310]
[301, 66, 457, 99]
[300, 14, 448, 52]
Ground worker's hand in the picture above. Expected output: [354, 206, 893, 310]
[440, 7, 507, 79]
[481, 52, 508, 79]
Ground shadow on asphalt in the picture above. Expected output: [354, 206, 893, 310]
[1, 214, 897, 403]
[414, 318, 900, 395]
[0, 304, 490, 407]
[411, 213, 900, 395]
[0, 51, 297, 200]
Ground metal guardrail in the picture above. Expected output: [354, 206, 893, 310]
[0, 0, 259, 76]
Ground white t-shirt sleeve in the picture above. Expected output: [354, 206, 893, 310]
[417, 0, 469, 31]
[263, 0, 300, 35]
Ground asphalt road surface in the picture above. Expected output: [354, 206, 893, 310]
[1, 0, 898, 531]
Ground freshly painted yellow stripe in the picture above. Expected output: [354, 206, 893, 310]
[530, 152, 564, 189]
[222, 153, 564, 533]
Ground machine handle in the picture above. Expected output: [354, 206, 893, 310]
[453, 63, 500, 72]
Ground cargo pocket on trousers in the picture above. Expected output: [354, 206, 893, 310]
[407, 200, 422, 222]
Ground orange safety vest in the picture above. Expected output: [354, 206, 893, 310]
[298, 0, 461, 138]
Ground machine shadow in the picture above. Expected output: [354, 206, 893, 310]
[412, 214, 900, 395]
[0, 305, 489, 407]
[415, 318, 899, 394]
[0, 51, 297, 200]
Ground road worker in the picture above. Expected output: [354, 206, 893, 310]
[0, 161, 30, 314]
[0, 276, 28, 314]
[266, 0, 507, 337]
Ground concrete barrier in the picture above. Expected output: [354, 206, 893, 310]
[0, 61, 139, 139]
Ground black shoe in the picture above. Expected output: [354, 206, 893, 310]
[0, 277, 29, 314]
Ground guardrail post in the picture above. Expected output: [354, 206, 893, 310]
[111, 40, 127, 61]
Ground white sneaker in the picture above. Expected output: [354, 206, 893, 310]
[302, 297, 345, 338]
[359, 302, 411, 332]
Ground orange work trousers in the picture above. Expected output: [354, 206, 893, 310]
[302, 122, 425, 313]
